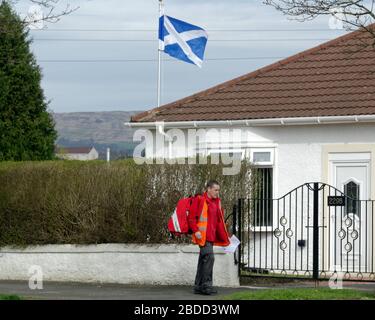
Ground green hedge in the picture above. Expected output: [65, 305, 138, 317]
[0, 158, 255, 246]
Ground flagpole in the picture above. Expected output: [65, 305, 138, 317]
[157, 0, 164, 108]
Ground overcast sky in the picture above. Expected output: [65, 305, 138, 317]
[15, 0, 348, 113]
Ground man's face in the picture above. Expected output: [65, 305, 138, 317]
[207, 184, 220, 199]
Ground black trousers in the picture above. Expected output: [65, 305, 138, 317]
[194, 241, 214, 290]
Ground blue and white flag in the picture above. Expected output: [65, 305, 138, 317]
[159, 15, 208, 68]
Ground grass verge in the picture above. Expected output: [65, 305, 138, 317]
[0, 294, 21, 300]
[221, 288, 375, 300]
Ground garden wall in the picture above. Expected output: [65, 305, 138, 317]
[0, 243, 240, 287]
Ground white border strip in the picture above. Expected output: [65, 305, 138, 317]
[125, 115, 375, 128]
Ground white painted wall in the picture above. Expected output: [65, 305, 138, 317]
[141, 123, 375, 275]
[145, 123, 375, 197]
[57, 148, 99, 161]
[0, 244, 239, 287]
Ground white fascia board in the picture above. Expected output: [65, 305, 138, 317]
[124, 115, 375, 128]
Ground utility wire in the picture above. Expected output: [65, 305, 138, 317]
[1, 57, 287, 63]
[29, 28, 347, 32]
[37, 57, 285, 63]
[32, 38, 332, 42]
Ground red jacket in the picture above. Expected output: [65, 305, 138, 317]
[188, 192, 230, 245]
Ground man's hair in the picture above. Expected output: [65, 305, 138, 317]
[206, 179, 220, 189]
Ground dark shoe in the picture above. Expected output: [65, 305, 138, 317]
[194, 287, 213, 295]
[193, 287, 204, 294]
[200, 288, 213, 295]
[204, 287, 218, 295]
[193, 288, 202, 294]
[208, 287, 218, 294]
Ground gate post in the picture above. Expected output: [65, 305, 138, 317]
[237, 198, 242, 277]
[232, 204, 238, 265]
[313, 182, 319, 280]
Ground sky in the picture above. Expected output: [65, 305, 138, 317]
[15, 0, 348, 113]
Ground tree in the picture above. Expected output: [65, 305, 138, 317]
[264, 0, 375, 43]
[0, 1, 58, 160]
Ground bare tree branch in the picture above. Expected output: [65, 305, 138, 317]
[263, 0, 375, 47]
[27, 0, 79, 24]
[6, 0, 79, 28]
[264, 0, 375, 28]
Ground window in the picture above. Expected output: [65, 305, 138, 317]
[207, 149, 245, 160]
[252, 167, 273, 227]
[344, 181, 360, 216]
[253, 152, 271, 162]
[250, 149, 274, 165]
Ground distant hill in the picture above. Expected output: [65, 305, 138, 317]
[52, 111, 142, 159]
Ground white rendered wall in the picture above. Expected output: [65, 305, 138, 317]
[0, 244, 239, 287]
[143, 123, 375, 275]
[146, 123, 375, 197]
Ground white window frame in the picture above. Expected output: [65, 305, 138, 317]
[207, 148, 245, 160]
[247, 148, 275, 232]
[248, 148, 274, 166]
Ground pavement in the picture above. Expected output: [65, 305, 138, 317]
[0, 279, 375, 300]
[0, 280, 259, 300]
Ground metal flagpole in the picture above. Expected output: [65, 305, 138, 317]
[157, 0, 164, 108]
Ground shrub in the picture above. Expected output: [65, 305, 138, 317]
[0, 158, 255, 246]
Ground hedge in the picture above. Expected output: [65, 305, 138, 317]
[0, 158, 256, 246]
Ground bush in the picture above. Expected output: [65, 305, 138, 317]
[0, 158, 255, 246]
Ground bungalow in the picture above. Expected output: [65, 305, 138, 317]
[126, 26, 375, 280]
[55, 146, 99, 161]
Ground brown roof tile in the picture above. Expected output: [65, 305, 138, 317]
[131, 25, 375, 123]
[56, 146, 94, 154]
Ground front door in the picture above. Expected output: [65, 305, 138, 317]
[329, 152, 371, 274]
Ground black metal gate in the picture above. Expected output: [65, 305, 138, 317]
[233, 182, 375, 281]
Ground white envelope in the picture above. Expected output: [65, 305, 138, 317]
[222, 234, 240, 253]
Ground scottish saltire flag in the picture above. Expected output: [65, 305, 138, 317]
[159, 15, 208, 68]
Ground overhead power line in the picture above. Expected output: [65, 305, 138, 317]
[29, 28, 347, 32]
[2, 57, 286, 64]
[33, 38, 332, 42]
[37, 57, 285, 63]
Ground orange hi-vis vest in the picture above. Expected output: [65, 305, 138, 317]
[191, 195, 230, 247]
